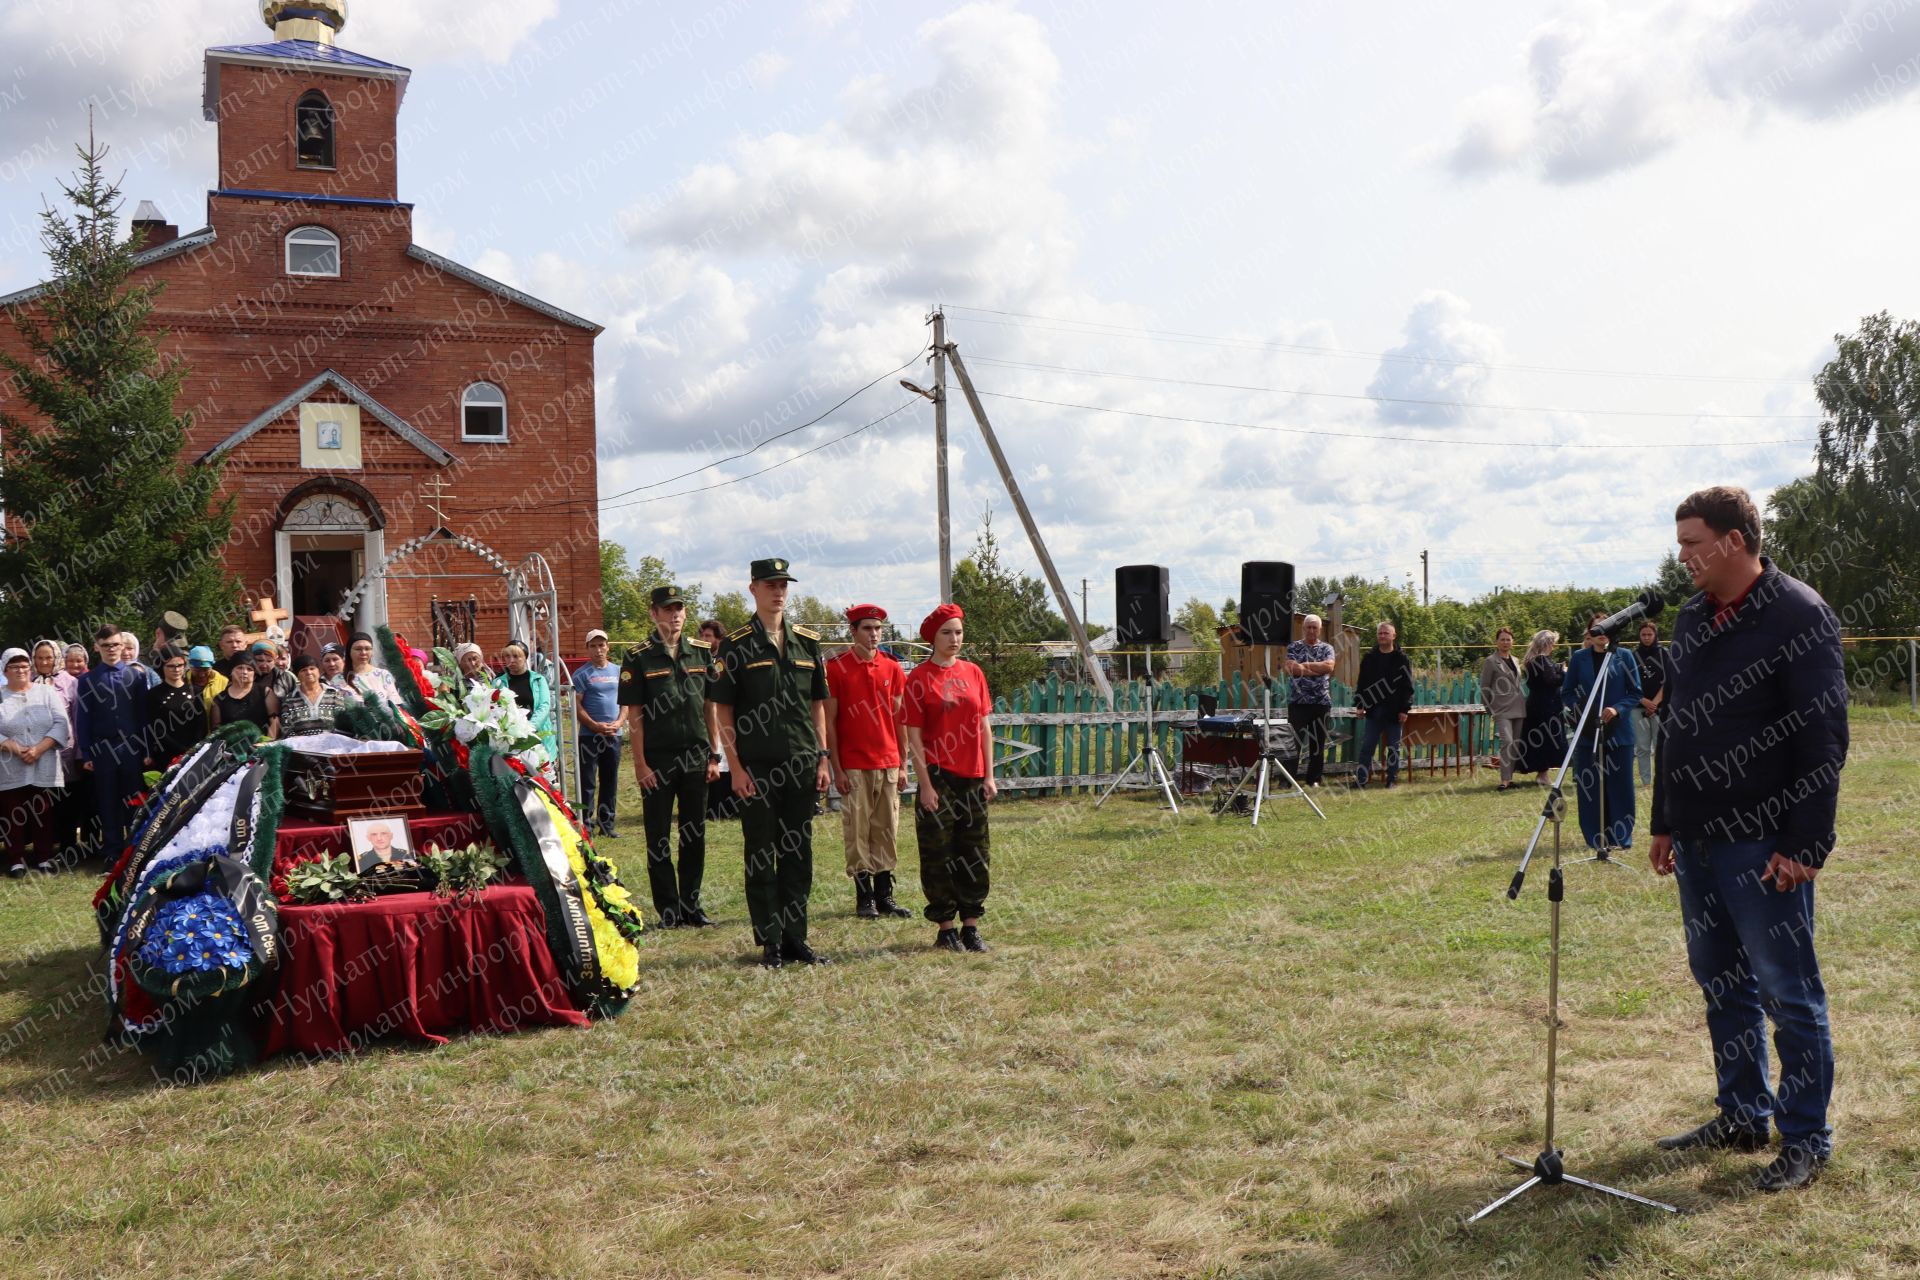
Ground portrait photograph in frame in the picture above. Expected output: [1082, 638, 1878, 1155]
[348, 815, 416, 873]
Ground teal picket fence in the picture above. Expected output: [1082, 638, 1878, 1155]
[989, 672, 1498, 795]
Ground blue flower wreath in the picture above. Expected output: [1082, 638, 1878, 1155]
[137, 891, 254, 975]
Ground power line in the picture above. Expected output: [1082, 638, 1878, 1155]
[976, 389, 1817, 450]
[942, 305, 1810, 386]
[596, 346, 928, 506]
[599, 399, 918, 513]
[969, 355, 1818, 422]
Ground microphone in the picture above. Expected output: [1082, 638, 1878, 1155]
[1588, 588, 1666, 637]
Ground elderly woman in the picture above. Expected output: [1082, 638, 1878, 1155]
[453, 642, 488, 687]
[319, 642, 352, 694]
[0, 648, 73, 876]
[493, 640, 558, 765]
[52, 643, 90, 860]
[281, 654, 352, 738]
[904, 603, 997, 954]
[211, 659, 278, 738]
[1518, 630, 1567, 785]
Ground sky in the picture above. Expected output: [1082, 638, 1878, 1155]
[3, 0, 1916, 626]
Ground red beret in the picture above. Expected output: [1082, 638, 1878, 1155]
[845, 603, 888, 625]
[919, 602, 964, 644]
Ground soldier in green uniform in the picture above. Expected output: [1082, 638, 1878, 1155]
[708, 558, 831, 968]
[618, 585, 720, 928]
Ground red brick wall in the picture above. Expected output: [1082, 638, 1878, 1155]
[214, 61, 401, 199]
[0, 55, 603, 654]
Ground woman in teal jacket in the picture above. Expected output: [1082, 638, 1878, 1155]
[493, 640, 559, 770]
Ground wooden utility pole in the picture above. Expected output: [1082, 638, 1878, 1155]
[932, 308, 952, 603]
[1421, 549, 1430, 606]
[944, 342, 1114, 706]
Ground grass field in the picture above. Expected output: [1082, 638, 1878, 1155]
[2, 711, 1917, 1279]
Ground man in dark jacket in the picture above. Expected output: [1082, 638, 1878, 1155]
[1350, 621, 1414, 788]
[1562, 611, 1642, 852]
[1650, 486, 1848, 1194]
[74, 623, 148, 864]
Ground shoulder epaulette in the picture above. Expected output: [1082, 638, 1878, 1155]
[728, 624, 753, 642]
[625, 645, 644, 660]
[688, 637, 711, 650]
[793, 625, 820, 641]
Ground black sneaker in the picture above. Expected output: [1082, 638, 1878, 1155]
[933, 928, 963, 952]
[959, 925, 988, 953]
[1655, 1115, 1771, 1153]
[1755, 1144, 1827, 1192]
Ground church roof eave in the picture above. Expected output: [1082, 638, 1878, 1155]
[199, 368, 454, 466]
[0, 228, 217, 310]
[404, 244, 602, 334]
[203, 40, 411, 121]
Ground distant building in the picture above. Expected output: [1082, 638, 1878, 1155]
[0, 0, 601, 644]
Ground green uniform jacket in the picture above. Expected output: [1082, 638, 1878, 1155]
[707, 615, 829, 764]
[617, 633, 713, 765]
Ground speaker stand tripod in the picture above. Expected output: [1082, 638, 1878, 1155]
[1213, 656, 1326, 825]
[1469, 653, 1677, 1224]
[1096, 645, 1180, 813]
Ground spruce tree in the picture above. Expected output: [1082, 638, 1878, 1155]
[0, 129, 237, 644]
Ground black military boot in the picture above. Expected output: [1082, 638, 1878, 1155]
[873, 870, 913, 918]
[854, 873, 879, 919]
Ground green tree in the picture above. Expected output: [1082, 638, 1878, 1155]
[1651, 550, 1694, 604]
[1173, 597, 1221, 690]
[598, 542, 704, 638]
[708, 591, 751, 631]
[1767, 311, 1920, 635]
[950, 506, 1053, 693]
[0, 131, 237, 642]
[788, 594, 840, 626]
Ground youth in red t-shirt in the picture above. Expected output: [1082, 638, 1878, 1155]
[826, 648, 905, 769]
[902, 658, 991, 778]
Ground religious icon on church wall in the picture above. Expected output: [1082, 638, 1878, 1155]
[349, 816, 416, 872]
[316, 419, 343, 450]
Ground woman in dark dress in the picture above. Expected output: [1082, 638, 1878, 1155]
[1518, 629, 1567, 784]
[211, 660, 278, 738]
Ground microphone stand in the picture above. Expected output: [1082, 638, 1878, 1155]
[1470, 644, 1677, 1223]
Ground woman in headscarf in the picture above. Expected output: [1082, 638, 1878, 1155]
[493, 640, 558, 767]
[1517, 630, 1567, 785]
[30, 640, 80, 863]
[0, 648, 72, 876]
[903, 603, 997, 954]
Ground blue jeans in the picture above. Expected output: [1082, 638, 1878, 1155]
[1673, 837, 1834, 1154]
[1633, 709, 1659, 786]
[576, 732, 623, 832]
[1572, 738, 1636, 850]
[1353, 708, 1402, 786]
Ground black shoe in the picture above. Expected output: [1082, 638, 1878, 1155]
[1655, 1115, 1771, 1153]
[600, 826, 619, 840]
[959, 925, 988, 953]
[659, 910, 683, 929]
[1756, 1145, 1827, 1192]
[854, 873, 878, 920]
[933, 928, 963, 952]
[681, 907, 716, 928]
[759, 943, 784, 969]
[874, 871, 913, 918]
[781, 939, 828, 965]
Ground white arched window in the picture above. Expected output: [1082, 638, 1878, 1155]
[461, 382, 507, 441]
[285, 225, 340, 277]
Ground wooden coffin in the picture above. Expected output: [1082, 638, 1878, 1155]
[284, 745, 429, 822]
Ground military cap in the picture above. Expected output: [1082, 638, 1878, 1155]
[750, 558, 796, 583]
[650, 585, 686, 607]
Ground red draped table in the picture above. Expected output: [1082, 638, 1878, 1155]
[253, 885, 588, 1056]
[253, 811, 588, 1057]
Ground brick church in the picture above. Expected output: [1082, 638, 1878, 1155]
[0, 0, 600, 648]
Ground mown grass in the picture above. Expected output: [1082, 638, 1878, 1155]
[2, 711, 1916, 1278]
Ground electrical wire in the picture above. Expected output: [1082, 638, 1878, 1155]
[942, 305, 1811, 386]
[599, 399, 918, 513]
[968, 356, 1817, 421]
[595, 346, 928, 505]
[975, 389, 1817, 449]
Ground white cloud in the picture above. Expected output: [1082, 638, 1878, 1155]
[743, 50, 793, 88]
[1442, 0, 1920, 183]
[1365, 292, 1508, 425]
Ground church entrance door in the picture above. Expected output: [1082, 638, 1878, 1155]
[274, 487, 387, 633]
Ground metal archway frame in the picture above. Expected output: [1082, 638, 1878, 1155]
[337, 533, 573, 802]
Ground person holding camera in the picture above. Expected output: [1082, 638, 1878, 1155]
[1561, 608, 1642, 852]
